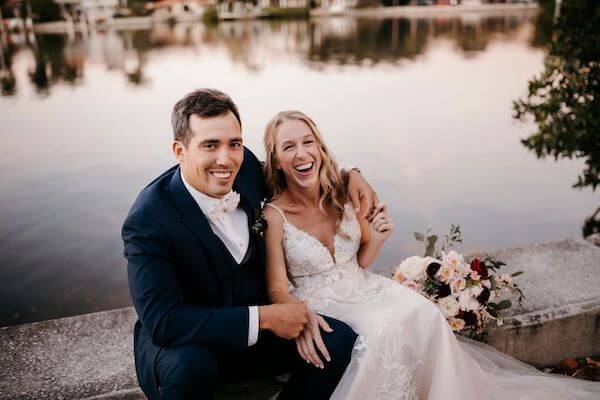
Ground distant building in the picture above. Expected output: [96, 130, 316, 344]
[216, 0, 258, 19]
[54, 0, 126, 24]
[316, 0, 358, 13]
[146, 0, 215, 22]
[257, 0, 308, 8]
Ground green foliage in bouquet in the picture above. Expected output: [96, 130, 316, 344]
[414, 224, 462, 258]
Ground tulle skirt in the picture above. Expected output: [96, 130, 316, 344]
[295, 269, 600, 400]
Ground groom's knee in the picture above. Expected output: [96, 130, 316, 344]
[156, 344, 219, 399]
[321, 317, 357, 369]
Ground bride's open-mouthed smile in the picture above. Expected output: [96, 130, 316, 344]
[274, 119, 322, 189]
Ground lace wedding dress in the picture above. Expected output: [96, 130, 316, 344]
[267, 203, 600, 400]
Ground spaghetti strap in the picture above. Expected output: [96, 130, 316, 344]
[265, 203, 287, 223]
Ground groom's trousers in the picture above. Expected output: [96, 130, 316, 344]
[153, 315, 357, 400]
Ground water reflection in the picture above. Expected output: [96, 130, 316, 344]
[1, 12, 546, 97]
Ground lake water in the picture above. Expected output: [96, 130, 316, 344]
[1, 11, 596, 327]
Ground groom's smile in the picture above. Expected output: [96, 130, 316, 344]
[173, 111, 243, 199]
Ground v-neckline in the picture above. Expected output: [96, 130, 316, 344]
[283, 220, 338, 264]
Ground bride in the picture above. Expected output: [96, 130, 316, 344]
[260, 110, 600, 400]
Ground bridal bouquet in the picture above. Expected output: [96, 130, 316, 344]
[392, 225, 523, 341]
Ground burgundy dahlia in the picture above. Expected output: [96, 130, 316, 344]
[460, 311, 477, 327]
[476, 287, 490, 304]
[470, 258, 488, 279]
[427, 262, 441, 280]
[437, 284, 451, 298]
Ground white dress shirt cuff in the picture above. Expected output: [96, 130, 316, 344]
[248, 306, 259, 346]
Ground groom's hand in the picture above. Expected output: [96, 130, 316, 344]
[347, 169, 379, 219]
[258, 303, 308, 339]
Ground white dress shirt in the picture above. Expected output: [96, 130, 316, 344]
[181, 172, 259, 346]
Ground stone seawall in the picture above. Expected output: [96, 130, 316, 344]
[1, 238, 599, 400]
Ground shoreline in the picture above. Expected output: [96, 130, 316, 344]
[32, 3, 539, 34]
[312, 3, 539, 18]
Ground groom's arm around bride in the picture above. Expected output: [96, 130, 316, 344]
[122, 88, 360, 400]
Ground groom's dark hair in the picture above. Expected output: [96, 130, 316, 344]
[172, 88, 242, 146]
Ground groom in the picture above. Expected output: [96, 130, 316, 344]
[122, 89, 377, 400]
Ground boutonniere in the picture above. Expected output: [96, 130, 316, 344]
[252, 203, 268, 237]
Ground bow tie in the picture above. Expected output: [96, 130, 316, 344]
[208, 191, 240, 220]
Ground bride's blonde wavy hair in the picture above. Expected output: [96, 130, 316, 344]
[263, 111, 348, 232]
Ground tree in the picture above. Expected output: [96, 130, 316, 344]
[513, 0, 600, 192]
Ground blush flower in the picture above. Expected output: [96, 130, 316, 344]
[392, 271, 407, 283]
[449, 318, 466, 332]
[438, 296, 460, 318]
[442, 250, 465, 269]
[450, 277, 467, 295]
[402, 279, 424, 292]
[436, 264, 455, 283]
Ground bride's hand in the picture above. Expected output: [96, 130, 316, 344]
[295, 310, 333, 369]
[369, 201, 394, 242]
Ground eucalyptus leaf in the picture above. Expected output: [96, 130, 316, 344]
[497, 300, 512, 310]
[414, 232, 424, 242]
[425, 243, 436, 257]
[487, 308, 499, 318]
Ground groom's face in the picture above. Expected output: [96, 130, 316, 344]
[174, 111, 243, 198]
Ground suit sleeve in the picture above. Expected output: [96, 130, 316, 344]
[243, 147, 267, 201]
[123, 209, 249, 350]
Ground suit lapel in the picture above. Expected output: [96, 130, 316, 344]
[168, 168, 233, 301]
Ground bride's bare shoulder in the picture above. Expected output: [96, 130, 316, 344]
[263, 202, 287, 234]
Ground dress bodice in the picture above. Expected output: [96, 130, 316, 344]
[268, 202, 362, 283]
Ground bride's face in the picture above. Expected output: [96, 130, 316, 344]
[274, 119, 322, 191]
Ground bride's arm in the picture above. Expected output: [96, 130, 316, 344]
[357, 202, 395, 268]
[263, 206, 302, 305]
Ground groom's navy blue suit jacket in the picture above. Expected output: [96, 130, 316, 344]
[122, 147, 267, 399]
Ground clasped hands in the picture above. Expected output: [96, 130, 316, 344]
[259, 302, 332, 369]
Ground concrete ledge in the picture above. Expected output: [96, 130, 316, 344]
[478, 238, 600, 366]
[1, 238, 598, 399]
[0, 308, 283, 400]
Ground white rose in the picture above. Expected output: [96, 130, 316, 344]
[436, 264, 455, 283]
[450, 277, 467, 295]
[438, 296, 460, 317]
[442, 250, 465, 269]
[397, 256, 428, 282]
[458, 290, 480, 312]
[481, 279, 491, 288]
[449, 318, 466, 332]
[456, 262, 471, 277]
[470, 285, 483, 297]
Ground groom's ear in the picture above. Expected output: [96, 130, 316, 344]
[172, 140, 185, 163]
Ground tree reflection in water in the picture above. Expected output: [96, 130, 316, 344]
[513, 0, 600, 239]
[0, 10, 543, 96]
